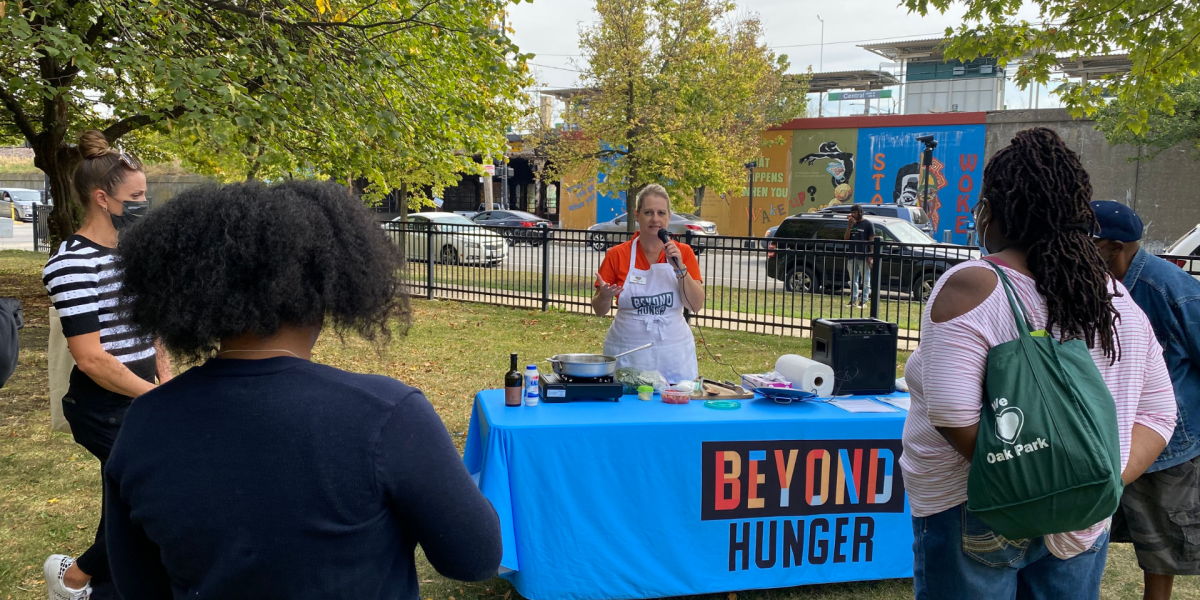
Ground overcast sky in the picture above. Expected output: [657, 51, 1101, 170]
[509, 0, 1062, 116]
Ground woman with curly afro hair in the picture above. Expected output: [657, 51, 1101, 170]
[101, 180, 502, 600]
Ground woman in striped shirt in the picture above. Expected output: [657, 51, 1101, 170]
[42, 131, 172, 600]
[903, 128, 1176, 599]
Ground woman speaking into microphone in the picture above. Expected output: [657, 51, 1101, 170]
[591, 184, 704, 384]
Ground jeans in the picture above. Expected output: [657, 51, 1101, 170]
[913, 503, 1109, 600]
[61, 387, 132, 589]
[848, 258, 870, 304]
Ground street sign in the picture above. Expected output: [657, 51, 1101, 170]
[827, 89, 892, 101]
[482, 164, 496, 176]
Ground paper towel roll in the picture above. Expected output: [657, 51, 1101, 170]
[775, 354, 836, 397]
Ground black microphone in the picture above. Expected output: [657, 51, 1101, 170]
[657, 228, 684, 271]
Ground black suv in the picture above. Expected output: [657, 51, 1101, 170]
[470, 210, 552, 246]
[764, 213, 977, 299]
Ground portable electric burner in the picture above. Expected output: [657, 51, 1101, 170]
[539, 372, 623, 403]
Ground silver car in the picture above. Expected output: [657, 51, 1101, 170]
[587, 212, 719, 253]
[0, 188, 47, 222]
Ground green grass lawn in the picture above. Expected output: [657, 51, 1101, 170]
[0, 249, 1190, 600]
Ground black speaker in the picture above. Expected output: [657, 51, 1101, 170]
[811, 318, 898, 395]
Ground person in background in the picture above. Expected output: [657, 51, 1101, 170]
[104, 180, 502, 599]
[843, 204, 874, 308]
[42, 130, 171, 600]
[591, 184, 704, 384]
[902, 128, 1176, 599]
[1092, 200, 1200, 600]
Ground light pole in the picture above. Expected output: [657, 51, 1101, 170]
[745, 161, 757, 240]
[816, 15, 825, 117]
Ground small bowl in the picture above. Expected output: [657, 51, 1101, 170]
[661, 383, 693, 405]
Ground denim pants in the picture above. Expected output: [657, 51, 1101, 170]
[848, 258, 870, 304]
[912, 503, 1109, 600]
[61, 387, 132, 590]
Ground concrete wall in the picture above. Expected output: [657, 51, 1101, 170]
[985, 109, 1200, 252]
[0, 171, 212, 210]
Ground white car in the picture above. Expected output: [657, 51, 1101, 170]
[383, 212, 509, 266]
[0, 188, 48, 222]
[1164, 224, 1200, 282]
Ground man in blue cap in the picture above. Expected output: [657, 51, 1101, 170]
[1092, 200, 1200, 600]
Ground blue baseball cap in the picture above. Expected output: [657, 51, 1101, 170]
[1091, 200, 1143, 242]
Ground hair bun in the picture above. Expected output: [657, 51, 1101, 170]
[78, 130, 112, 160]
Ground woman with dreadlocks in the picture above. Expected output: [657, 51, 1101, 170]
[900, 128, 1176, 599]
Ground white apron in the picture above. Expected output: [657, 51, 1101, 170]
[602, 237, 698, 384]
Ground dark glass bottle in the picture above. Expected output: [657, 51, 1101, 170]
[505, 353, 523, 407]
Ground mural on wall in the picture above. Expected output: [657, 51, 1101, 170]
[724, 132, 792, 237]
[790, 129, 858, 214]
[595, 168, 626, 224]
[855, 125, 985, 245]
[559, 168, 598, 231]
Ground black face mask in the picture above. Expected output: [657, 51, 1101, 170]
[110, 201, 147, 232]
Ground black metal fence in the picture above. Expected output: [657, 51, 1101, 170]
[32, 203, 51, 253]
[381, 221, 990, 346]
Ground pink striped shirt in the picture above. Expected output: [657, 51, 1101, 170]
[902, 260, 1176, 559]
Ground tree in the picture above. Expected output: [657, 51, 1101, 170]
[1096, 77, 1200, 160]
[906, 0, 1200, 136]
[0, 0, 529, 242]
[540, 0, 806, 230]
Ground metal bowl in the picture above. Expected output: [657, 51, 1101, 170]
[546, 354, 617, 379]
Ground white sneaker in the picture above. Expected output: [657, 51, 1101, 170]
[43, 554, 91, 600]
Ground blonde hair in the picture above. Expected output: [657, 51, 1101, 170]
[635, 184, 671, 213]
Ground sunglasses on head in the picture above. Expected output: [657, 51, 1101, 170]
[105, 149, 142, 173]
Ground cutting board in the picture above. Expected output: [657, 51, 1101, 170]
[691, 378, 754, 400]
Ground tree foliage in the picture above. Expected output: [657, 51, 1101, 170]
[0, 0, 530, 241]
[1096, 77, 1200, 160]
[906, 0, 1200, 135]
[538, 0, 807, 227]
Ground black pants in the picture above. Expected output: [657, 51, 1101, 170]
[61, 387, 132, 585]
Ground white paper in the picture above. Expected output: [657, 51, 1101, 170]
[829, 399, 898, 413]
[775, 354, 836, 396]
[875, 395, 911, 411]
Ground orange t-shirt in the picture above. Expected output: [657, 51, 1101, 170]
[596, 234, 702, 293]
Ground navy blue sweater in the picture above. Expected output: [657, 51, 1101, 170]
[104, 357, 502, 599]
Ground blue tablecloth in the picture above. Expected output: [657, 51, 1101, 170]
[464, 390, 914, 600]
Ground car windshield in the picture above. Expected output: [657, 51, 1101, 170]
[8, 190, 40, 202]
[673, 213, 700, 221]
[507, 211, 541, 221]
[1167, 226, 1199, 254]
[430, 215, 477, 226]
[883, 219, 935, 244]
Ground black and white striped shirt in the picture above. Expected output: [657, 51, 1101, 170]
[43, 235, 157, 384]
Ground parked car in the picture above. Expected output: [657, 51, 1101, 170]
[765, 213, 978, 300]
[471, 210, 552, 246]
[819, 203, 933, 236]
[0, 188, 48, 222]
[587, 212, 719, 253]
[759, 225, 779, 249]
[382, 212, 509, 266]
[1164, 224, 1200, 282]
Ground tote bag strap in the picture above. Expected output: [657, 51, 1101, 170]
[985, 261, 1036, 336]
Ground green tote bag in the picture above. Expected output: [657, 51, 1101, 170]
[965, 262, 1122, 540]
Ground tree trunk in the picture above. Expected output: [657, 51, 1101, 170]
[625, 154, 639, 233]
[32, 135, 83, 248]
[397, 182, 408, 266]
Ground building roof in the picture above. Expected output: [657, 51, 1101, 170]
[1055, 53, 1132, 81]
[860, 37, 949, 61]
[802, 70, 901, 93]
[541, 87, 595, 102]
